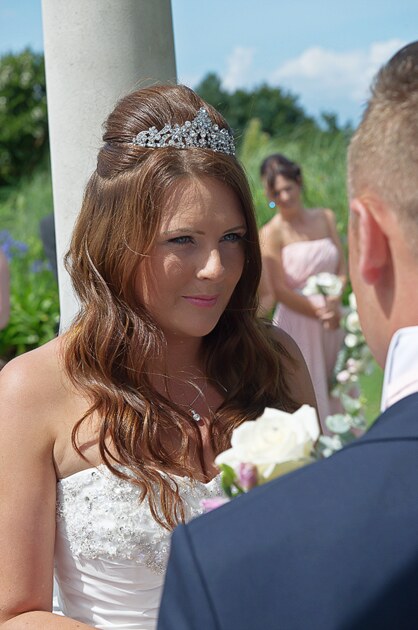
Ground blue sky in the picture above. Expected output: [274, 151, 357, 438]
[0, 0, 417, 125]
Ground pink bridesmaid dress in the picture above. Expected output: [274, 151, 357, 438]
[272, 237, 344, 429]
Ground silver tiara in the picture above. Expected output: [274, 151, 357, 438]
[132, 107, 235, 156]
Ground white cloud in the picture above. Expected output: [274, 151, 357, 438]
[270, 39, 406, 104]
[222, 46, 255, 91]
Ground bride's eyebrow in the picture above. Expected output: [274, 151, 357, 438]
[162, 224, 247, 236]
[162, 228, 205, 235]
[223, 224, 247, 233]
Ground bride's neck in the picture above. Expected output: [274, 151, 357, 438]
[152, 335, 204, 380]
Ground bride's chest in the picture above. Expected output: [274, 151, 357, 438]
[56, 466, 222, 574]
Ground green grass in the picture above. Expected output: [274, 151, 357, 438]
[359, 363, 384, 426]
[0, 157, 53, 242]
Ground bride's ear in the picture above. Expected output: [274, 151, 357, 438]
[350, 197, 390, 285]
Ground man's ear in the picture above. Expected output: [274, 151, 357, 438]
[350, 197, 390, 285]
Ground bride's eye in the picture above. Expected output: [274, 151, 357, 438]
[222, 232, 244, 243]
[168, 235, 194, 245]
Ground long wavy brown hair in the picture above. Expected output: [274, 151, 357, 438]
[64, 84, 298, 529]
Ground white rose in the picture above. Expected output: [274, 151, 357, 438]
[346, 358, 363, 374]
[302, 273, 342, 297]
[348, 292, 357, 311]
[315, 272, 343, 297]
[215, 405, 320, 481]
[302, 275, 321, 296]
[325, 413, 352, 434]
[345, 311, 361, 333]
[345, 333, 360, 348]
[336, 369, 351, 384]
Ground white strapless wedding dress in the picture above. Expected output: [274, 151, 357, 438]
[54, 465, 222, 629]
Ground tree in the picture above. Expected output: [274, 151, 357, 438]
[0, 49, 48, 185]
[195, 73, 317, 141]
[194, 73, 228, 112]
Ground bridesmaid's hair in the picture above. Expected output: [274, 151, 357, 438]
[64, 84, 298, 530]
[260, 153, 303, 191]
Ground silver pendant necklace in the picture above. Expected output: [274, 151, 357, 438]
[190, 408, 202, 422]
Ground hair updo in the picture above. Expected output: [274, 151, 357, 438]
[64, 84, 297, 529]
[260, 153, 303, 192]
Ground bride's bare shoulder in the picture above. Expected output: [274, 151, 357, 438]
[0, 337, 69, 425]
[1, 335, 63, 382]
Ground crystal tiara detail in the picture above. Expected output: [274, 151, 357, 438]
[131, 107, 235, 156]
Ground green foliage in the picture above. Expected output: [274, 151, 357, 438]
[0, 49, 48, 185]
[0, 162, 57, 360]
[0, 235, 59, 359]
[194, 73, 226, 110]
[0, 156, 53, 239]
[219, 463, 244, 498]
[196, 72, 315, 142]
[359, 365, 384, 426]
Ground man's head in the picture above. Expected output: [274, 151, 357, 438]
[347, 42, 418, 367]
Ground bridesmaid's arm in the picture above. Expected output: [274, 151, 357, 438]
[324, 209, 348, 288]
[259, 224, 320, 319]
[261, 253, 320, 319]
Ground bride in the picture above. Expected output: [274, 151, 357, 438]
[0, 85, 316, 629]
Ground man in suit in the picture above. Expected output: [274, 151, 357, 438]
[158, 41, 418, 630]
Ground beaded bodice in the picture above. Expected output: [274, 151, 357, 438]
[54, 466, 222, 629]
[56, 465, 222, 574]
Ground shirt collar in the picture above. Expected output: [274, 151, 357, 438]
[381, 326, 418, 412]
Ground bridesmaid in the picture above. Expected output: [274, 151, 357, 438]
[258, 154, 347, 430]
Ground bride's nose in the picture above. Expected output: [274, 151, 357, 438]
[196, 248, 225, 280]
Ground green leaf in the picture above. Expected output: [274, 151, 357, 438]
[219, 463, 237, 498]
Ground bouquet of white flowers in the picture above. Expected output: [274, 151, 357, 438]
[201, 406, 319, 511]
[302, 272, 343, 298]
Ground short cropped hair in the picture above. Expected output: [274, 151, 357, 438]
[348, 41, 418, 247]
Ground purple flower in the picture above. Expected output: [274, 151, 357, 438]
[31, 259, 52, 273]
[0, 230, 28, 261]
[200, 497, 230, 513]
[237, 462, 258, 491]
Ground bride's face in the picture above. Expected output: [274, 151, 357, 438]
[135, 176, 246, 342]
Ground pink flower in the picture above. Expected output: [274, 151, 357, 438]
[237, 462, 258, 491]
[200, 497, 230, 513]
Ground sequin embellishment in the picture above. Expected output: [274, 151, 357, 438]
[56, 466, 222, 574]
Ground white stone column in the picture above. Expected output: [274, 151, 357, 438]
[41, 0, 177, 330]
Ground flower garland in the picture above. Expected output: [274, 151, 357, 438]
[318, 292, 375, 456]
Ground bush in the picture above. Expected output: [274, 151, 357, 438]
[196, 72, 316, 142]
[0, 230, 59, 359]
[0, 49, 48, 185]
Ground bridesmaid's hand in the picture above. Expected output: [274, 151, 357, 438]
[317, 297, 341, 330]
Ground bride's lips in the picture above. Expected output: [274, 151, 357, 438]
[182, 294, 219, 308]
